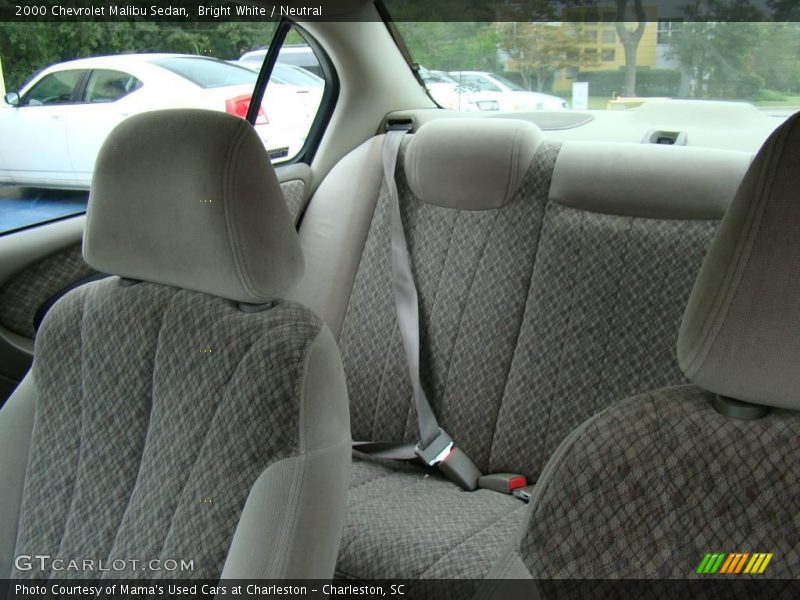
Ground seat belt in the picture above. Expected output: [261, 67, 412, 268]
[354, 128, 482, 491]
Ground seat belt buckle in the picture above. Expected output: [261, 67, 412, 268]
[414, 428, 454, 466]
[478, 473, 528, 495]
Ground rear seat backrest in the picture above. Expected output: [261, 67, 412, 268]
[290, 119, 751, 480]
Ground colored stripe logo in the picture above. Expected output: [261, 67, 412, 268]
[696, 552, 773, 574]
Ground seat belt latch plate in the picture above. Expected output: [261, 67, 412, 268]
[415, 428, 454, 466]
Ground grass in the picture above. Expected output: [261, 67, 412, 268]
[752, 94, 800, 108]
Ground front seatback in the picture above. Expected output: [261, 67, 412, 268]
[293, 118, 749, 479]
[501, 112, 800, 580]
[0, 109, 351, 579]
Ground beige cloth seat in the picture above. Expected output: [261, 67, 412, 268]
[485, 112, 800, 583]
[0, 109, 350, 579]
[285, 118, 751, 587]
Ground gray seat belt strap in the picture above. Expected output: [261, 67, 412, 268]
[384, 129, 440, 448]
[354, 129, 481, 491]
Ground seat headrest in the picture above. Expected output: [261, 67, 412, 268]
[678, 113, 800, 411]
[404, 118, 544, 210]
[83, 109, 303, 304]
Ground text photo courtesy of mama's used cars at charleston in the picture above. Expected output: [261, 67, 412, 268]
[0, 0, 799, 599]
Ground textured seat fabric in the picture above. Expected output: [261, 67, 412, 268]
[336, 455, 527, 584]
[338, 136, 718, 479]
[0, 109, 351, 580]
[12, 280, 329, 578]
[494, 112, 800, 583]
[509, 386, 800, 579]
[285, 118, 749, 583]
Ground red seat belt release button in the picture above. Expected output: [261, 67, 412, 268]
[478, 473, 529, 494]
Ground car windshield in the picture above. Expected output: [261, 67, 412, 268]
[392, 20, 800, 115]
[272, 64, 323, 87]
[491, 73, 525, 91]
[419, 68, 457, 85]
[150, 57, 257, 88]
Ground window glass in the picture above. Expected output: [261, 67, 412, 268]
[85, 70, 142, 103]
[259, 27, 328, 162]
[394, 19, 800, 120]
[492, 74, 525, 91]
[22, 70, 84, 106]
[272, 64, 324, 88]
[0, 21, 331, 235]
[657, 19, 684, 44]
[150, 57, 257, 88]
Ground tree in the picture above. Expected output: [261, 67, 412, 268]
[615, 0, 647, 97]
[495, 23, 577, 91]
[665, 22, 763, 99]
[753, 22, 800, 94]
[396, 22, 499, 73]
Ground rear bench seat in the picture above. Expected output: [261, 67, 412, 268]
[286, 119, 751, 584]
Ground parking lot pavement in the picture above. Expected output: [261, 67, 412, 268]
[0, 186, 88, 233]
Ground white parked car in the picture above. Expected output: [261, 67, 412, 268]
[240, 45, 323, 78]
[234, 61, 324, 139]
[0, 54, 296, 190]
[448, 70, 569, 111]
[418, 68, 475, 111]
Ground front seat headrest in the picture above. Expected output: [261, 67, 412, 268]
[678, 112, 800, 411]
[83, 109, 303, 304]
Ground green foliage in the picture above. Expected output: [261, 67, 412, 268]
[753, 23, 800, 93]
[664, 22, 764, 99]
[395, 22, 499, 72]
[735, 73, 765, 100]
[755, 88, 788, 102]
[0, 22, 276, 91]
[575, 69, 681, 97]
[494, 22, 584, 92]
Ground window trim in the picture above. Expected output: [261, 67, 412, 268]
[375, 0, 443, 109]
[0, 210, 87, 238]
[290, 24, 339, 165]
[247, 20, 340, 166]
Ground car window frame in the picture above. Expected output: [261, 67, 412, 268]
[20, 69, 91, 108]
[248, 20, 339, 167]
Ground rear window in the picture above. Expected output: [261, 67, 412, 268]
[391, 19, 800, 117]
[150, 57, 257, 88]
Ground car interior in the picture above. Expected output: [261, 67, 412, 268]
[0, 1, 798, 596]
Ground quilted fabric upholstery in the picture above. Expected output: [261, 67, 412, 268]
[518, 386, 800, 578]
[0, 244, 96, 338]
[336, 454, 527, 588]
[281, 179, 306, 223]
[338, 139, 717, 480]
[12, 277, 321, 579]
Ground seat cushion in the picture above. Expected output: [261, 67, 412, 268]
[337, 138, 719, 480]
[10, 277, 348, 579]
[512, 386, 800, 578]
[336, 454, 528, 587]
